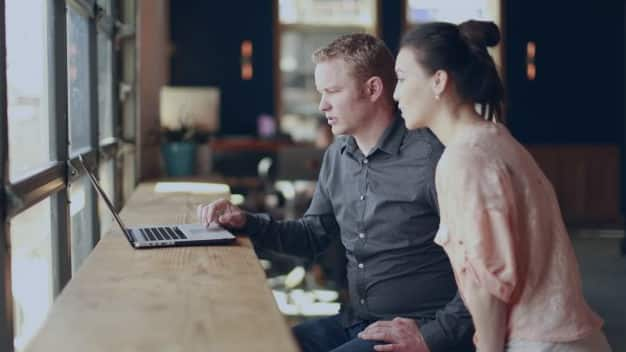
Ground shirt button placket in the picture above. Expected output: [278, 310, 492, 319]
[356, 155, 369, 313]
[360, 158, 368, 201]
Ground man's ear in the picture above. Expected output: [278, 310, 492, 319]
[431, 70, 449, 98]
[364, 76, 384, 102]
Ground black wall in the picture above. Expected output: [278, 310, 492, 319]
[170, 0, 625, 213]
[170, 1, 275, 135]
[379, 0, 404, 56]
[505, 1, 624, 144]
[169, 1, 410, 136]
[170, 1, 624, 145]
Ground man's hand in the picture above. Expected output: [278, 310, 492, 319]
[358, 317, 431, 352]
[197, 198, 247, 229]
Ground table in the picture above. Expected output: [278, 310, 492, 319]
[25, 182, 298, 352]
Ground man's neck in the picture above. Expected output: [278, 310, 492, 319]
[353, 107, 395, 156]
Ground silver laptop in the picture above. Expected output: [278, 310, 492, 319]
[78, 155, 236, 249]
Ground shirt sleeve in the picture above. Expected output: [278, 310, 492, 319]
[446, 152, 519, 303]
[241, 149, 340, 260]
[427, 156, 440, 216]
[418, 291, 475, 352]
[243, 212, 339, 260]
[304, 149, 334, 217]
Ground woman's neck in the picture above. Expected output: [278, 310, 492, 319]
[428, 102, 485, 147]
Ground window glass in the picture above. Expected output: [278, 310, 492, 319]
[70, 176, 96, 272]
[279, 0, 375, 26]
[98, 32, 114, 140]
[67, 8, 93, 153]
[405, 0, 502, 68]
[6, 0, 51, 180]
[98, 159, 115, 236]
[11, 198, 53, 352]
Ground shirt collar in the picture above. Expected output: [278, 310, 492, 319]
[340, 116, 406, 156]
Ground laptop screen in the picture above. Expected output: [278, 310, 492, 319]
[77, 155, 133, 243]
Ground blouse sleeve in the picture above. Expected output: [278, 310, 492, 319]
[445, 151, 519, 303]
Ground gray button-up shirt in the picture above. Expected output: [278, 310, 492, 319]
[244, 117, 473, 351]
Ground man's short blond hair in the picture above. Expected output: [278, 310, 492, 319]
[312, 33, 396, 103]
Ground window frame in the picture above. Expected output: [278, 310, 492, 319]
[1, 1, 13, 349]
[0, 0, 137, 348]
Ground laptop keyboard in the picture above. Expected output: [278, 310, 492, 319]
[139, 227, 188, 242]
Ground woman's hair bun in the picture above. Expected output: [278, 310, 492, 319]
[458, 20, 500, 48]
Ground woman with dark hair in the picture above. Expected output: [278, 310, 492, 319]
[360, 21, 611, 352]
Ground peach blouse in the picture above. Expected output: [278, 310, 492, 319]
[434, 122, 603, 343]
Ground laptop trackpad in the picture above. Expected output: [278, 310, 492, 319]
[178, 223, 235, 240]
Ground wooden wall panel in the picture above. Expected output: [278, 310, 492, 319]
[527, 145, 621, 226]
[138, 0, 171, 180]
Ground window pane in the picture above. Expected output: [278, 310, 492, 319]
[123, 152, 136, 202]
[67, 8, 92, 153]
[121, 48, 136, 140]
[279, 0, 375, 26]
[11, 198, 53, 351]
[405, 0, 502, 69]
[81, 0, 96, 8]
[98, 159, 115, 236]
[407, 0, 494, 23]
[6, 0, 51, 181]
[70, 176, 96, 272]
[98, 32, 114, 140]
[96, 0, 111, 13]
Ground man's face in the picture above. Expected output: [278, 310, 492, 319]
[314, 58, 372, 137]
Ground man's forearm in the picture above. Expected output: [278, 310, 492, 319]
[243, 212, 339, 259]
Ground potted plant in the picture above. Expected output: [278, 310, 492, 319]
[160, 121, 210, 177]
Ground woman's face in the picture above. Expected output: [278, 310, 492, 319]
[393, 48, 437, 130]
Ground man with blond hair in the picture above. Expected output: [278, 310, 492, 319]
[198, 33, 473, 352]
